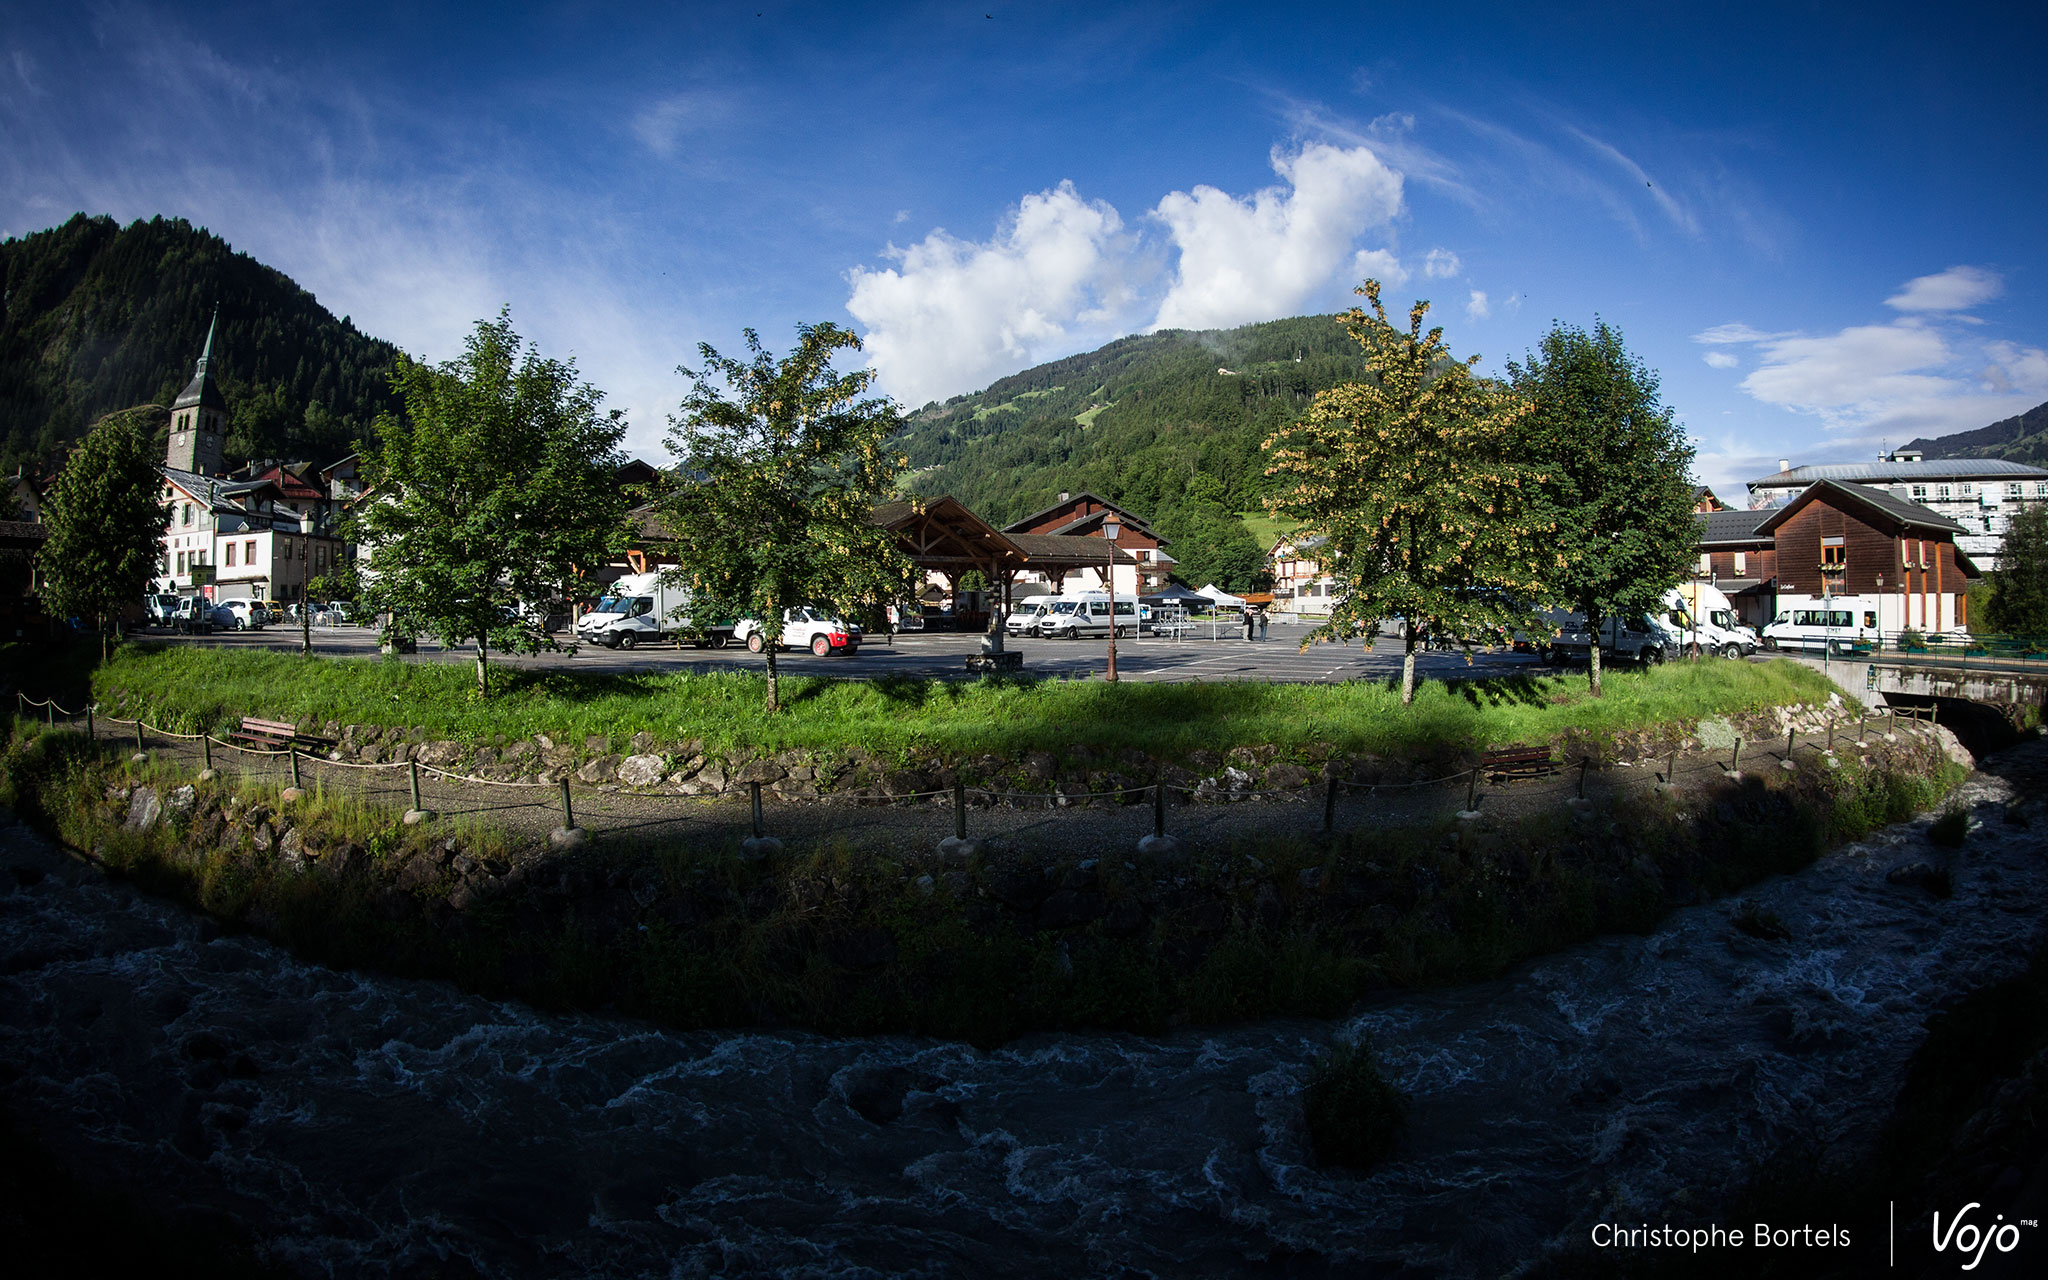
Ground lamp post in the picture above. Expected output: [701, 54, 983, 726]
[1104, 524, 1119, 683]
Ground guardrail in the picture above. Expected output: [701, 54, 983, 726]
[1765, 629, 2048, 664]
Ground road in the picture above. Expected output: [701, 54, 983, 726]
[141, 619, 1570, 684]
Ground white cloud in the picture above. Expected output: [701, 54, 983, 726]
[1351, 248, 1408, 290]
[1422, 248, 1460, 279]
[844, 181, 1141, 408]
[1464, 289, 1490, 322]
[1694, 282, 2046, 449]
[1150, 142, 1403, 331]
[1885, 265, 2002, 312]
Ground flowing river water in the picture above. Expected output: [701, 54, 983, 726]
[2, 739, 2045, 1278]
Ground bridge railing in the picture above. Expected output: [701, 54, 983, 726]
[1765, 629, 2048, 664]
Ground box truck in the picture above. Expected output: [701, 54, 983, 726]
[575, 572, 735, 649]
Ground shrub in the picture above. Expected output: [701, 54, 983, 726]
[1928, 803, 1971, 847]
[1303, 1039, 1407, 1171]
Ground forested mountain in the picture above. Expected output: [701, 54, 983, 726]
[897, 314, 1373, 589]
[0, 213, 404, 475]
[1902, 400, 2048, 466]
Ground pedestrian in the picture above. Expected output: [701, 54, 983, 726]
[1257, 608, 1269, 642]
[1242, 608, 1255, 642]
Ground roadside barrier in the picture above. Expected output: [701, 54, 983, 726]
[11, 691, 1945, 857]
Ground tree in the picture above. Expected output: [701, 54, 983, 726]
[350, 313, 628, 696]
[1985, 502, 2048, 634]
[36, 406, 170, 659]
[659, 323, 919, 713]
[1263, 281, 1547, 704]
[1507, 320, 1698, 696]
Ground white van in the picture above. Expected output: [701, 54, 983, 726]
[1762, 602, 1878, 654]
[1038, 594, 1142, 639]
[1664, 585, 1759, 658]
[1005, 595, 1057, 637]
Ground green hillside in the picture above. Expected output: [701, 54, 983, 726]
[1902, 400, 2048, 465]
[0, 213, 404, 475]
[898, 314, 1372, 589]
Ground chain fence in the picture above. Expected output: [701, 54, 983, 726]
[11, 690, 1945, 857]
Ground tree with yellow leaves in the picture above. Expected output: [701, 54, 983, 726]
[658, 323, 919, 712]
[1263, 281, 1550, 704]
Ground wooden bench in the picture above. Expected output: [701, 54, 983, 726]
[227, 716, 329, 752]
[1481, 744, 1556, 779]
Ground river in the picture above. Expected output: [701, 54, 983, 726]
[2, 739, 2043, 1278]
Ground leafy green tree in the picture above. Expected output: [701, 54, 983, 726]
[659, 323, 919, 713]
[1507, 319, 1698, 695]
[35, 406, 170, 658]
[1154, 496, 1267, 592]
[1985, 502, 2048, 634]
[1263, 281, 1547, 704]
[350, 312, 628, 696]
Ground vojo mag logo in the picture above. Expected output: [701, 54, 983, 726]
[1930, 1203, 2035, 1271]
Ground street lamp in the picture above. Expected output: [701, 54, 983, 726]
[1104, 522, 1119, 683]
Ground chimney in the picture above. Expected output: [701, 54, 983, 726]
[1777, 459, 1790, 474]
[1058, 491, 1070, 502]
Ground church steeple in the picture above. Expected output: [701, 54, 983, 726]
[167, 306, 227, 475]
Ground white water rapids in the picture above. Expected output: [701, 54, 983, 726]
[2, 740, 2043, 1278]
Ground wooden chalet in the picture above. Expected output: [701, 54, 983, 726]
[1753, 478, 1979, 633]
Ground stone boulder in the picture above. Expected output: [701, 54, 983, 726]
[166, 784, 198, 813]
[577, 755, 621, 784]
[417, 741, 464, 767]
[617, 754, 666, 788]
[125, 787, 162, 831]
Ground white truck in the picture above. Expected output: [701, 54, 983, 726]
[733, 607, 863, 657]
[576, 572, 735, 650]
[1542, 606, 1686, 665]
[1664, 584, 1760, 658]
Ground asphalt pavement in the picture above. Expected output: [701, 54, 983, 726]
[139, 620, 1557, 684]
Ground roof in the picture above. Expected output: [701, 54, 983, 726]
[1749, 458, 2048, 488]
[160, 467, 246, 512]
[1694, 508, 1771, 546]
[1753, 479, 1970, 538]
[171, 311, 228, 414]
[1004, 532, 1140, 566]
[1000, 491, 1159, 538]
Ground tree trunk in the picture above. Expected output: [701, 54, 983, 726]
[1401, 619, 1418, 705]
[1587, 606, 1604, 698]
[764, 643, 780, 713]
[476, 637, 490, 699]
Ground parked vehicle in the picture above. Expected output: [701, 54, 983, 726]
[1762, 598, 1880, 654]
[1543, 608, 1684, 665]
[213, 599, 266, 631]
[170, 597, 214, 634]
[1037, 593, 1142, 639]
[144, 594, 181, 628]
[1664, 585, 1759, 658]
[1004, 595, 1057, 636]
[733, 607, 862, 656]
[259, 599, 286, 624]
[575, 572, 734, 649]
[316, 600, 355, 626]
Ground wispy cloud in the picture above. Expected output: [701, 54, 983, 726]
[1885, 265, 2003, 312]
[1423, 247, 1460, 279]
[632, 90, 730, 157]
[1702, 350, 1738, 369]
[1464, 289, 1490, 322]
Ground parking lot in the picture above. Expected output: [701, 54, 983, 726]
[139, 618, 1556, 684]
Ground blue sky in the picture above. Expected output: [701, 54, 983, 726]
[4, 1, 2045, 498]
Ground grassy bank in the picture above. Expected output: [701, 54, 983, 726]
[2, 717, 1963, 1046]
[88, 643, 1839, 764]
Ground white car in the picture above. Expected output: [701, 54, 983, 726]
[212, 599, 266, 631]
[734, 607, 862, 656]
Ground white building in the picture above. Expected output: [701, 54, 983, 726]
[1747, 450, 2048, 571]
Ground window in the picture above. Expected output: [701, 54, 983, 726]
[1734, 551, 1747, 574]
[1821, 536, 1845, 570]
[2038, 482, 2048, 498]
[2009, 482, 2024, 498]
[1938, 484, 1952, 499]
[181, 503, 193, 527]
[176, 551, 186, 573]
[245, 539, 256, 564]
[1911, 484, 1927, 499]
[1864, 611, 1877, 628]
[225, 543, 236, 567]
[1961, 483, 1975, 496]
[1698, 552, 1710, 574]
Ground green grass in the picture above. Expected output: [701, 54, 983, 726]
[1073, 402, 1108, 427]
[89, 644, 1841, 763]
[1236, 510, 1291, 552]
